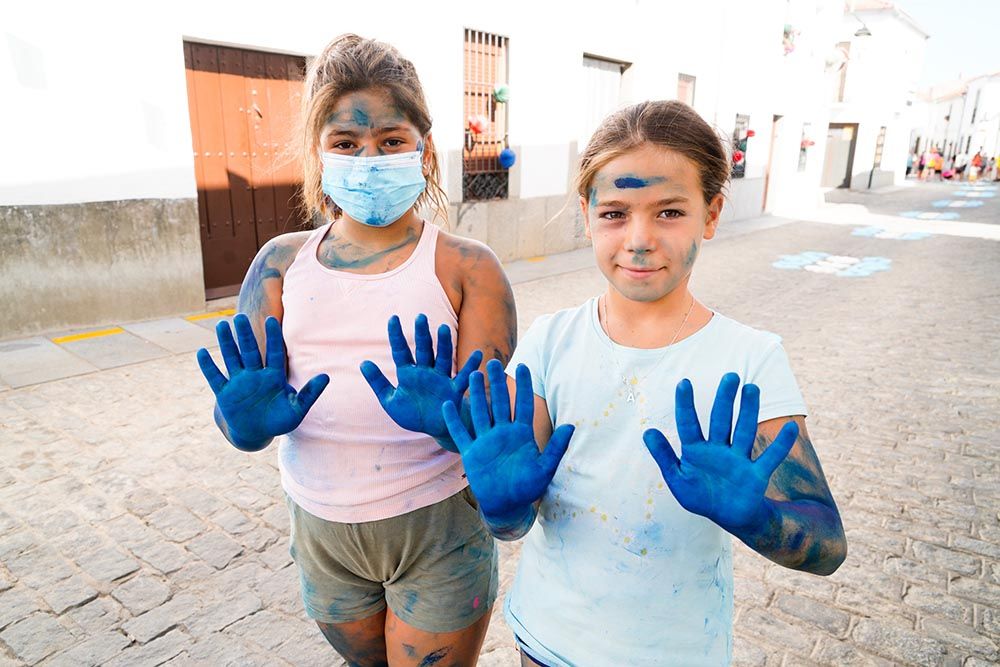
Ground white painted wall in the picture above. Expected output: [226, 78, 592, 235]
[4, 0, 863, 220]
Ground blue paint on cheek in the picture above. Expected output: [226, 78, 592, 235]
[416, 140, 424, 152]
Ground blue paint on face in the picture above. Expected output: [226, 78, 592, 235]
[614, 175, 668, 189]
[351, 107, 372, 128]
[589, 187, 598, 208]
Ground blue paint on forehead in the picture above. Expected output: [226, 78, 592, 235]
[614, 175, 668, 189]
[351, 107, 372, 128]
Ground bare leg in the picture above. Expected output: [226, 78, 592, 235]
[384, 604, 492, 666]
[317, 608, 388, 667]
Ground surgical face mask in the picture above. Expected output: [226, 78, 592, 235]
[320, 150, 426, 227]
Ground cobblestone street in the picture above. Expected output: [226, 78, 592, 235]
[1, 181, 998, 666]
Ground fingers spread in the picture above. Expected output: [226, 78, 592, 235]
[643, 428, 681, 476]
[539, 424, 574, 478]
[755, 420, 799, 477]
[674, 379, 705, 444]
[514, 364, 535, 426]
[264, 316, 287, 372]
[216, 319, 243, 376]
[388, 315, 415, 367]
[469, 371, 492, 437]
[359, 361, 394, 402]
[434, 323, 454, 375]
[442, 400, 474, 453]
[708, 372, 740, 445]
[487, 359, 511, 424]
[732, 383, 761, 457]
[234, 313, 263, 370]
[414, 314, 434, 367]
[454, 350, 483, 394]
[295, 374, 331, 415]
[196, 348, 227, 394]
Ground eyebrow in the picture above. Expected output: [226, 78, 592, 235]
[325, 125, 410, 137]
[596, 196, 690, 207]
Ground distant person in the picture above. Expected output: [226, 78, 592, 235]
[954, 152, 968, 180]
[970, 151, 984, 182]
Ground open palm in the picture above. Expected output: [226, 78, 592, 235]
[443, 360, 574, 519]
[360, 314, 482, 449]
[643, 373, 798, 535]
[197, 314, 329, 449]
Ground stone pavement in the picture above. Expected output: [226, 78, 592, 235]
[1, 180, 998, 665]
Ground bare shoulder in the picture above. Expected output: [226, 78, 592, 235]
[436, 228, 504, 277]
[253, 230, 314, 274]
[238, 229, 315, 327]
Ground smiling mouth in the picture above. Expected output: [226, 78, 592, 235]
[619, 266, 661, 277]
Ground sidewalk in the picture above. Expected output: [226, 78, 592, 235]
[0, 213, 792, 392]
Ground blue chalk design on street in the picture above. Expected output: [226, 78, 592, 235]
[931, 199, 984, 208]
[955, 191, 996, 198]
[852, 226, 931, 240]
[773, 252, 891, 277]
[898, 211, 961, 220]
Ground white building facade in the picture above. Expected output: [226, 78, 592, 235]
[2, 0, 918, 337]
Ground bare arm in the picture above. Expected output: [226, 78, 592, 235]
[211, 234, 307, 449]
[738, 416, 847, 575]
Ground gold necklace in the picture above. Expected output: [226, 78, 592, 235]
[601, 293, 695, 405]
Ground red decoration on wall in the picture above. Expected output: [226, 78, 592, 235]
[733, 149, 744, 163]
[746, 130, 756, 138]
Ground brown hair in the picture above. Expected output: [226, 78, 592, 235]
[299, 34, 448, 224]
[576, 100, 730, 206]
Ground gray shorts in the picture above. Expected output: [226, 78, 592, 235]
[287, 487, 498, 633]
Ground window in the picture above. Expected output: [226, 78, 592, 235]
[873, 126, 887, 168]
[677, 73, 696, 107]
[463, 29, 510, 201]
[580, 55, 630, 150]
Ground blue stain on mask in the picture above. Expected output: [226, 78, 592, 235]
[614, 175, 667, 189]
[321, 150, 426, 226]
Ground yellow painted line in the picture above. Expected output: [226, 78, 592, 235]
[52, 327, 125, 344]
[185, 308, 236, 322]
[525, 256, 547, 263]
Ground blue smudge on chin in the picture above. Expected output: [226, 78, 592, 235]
[614, 175, 667, 189]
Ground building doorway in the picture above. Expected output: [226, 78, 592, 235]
[821, 123, 859, 189]
[183, 42, 308, 298]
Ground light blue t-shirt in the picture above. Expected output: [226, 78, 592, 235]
[504, 297, 808, 667]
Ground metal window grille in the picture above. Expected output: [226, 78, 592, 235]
[463, 29, 509, 201]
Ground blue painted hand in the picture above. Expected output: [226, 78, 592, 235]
[196, 314, 329, 450]
[360, 314, 483, 450]
[442, 360, 574, 529]
[643, 373, 798, 536]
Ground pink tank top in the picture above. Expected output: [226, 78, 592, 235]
[279, 221, 467, 523]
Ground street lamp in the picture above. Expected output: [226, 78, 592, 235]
[851, 14, 872, 37]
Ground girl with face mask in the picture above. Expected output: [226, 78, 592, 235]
[196, 34, 515, 666]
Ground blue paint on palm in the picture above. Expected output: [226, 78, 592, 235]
[196, 315, 330, 451]
[643, 373, 798, 538]
[361, 314, 483, 451]
[442, 360, 575, 539]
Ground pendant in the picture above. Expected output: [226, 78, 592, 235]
[623, 376, 635, 404]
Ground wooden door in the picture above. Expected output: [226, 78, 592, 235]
[184, 42, 307, 298]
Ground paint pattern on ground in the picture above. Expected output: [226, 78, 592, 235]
[773, 252, 891, 277]
[898, 211, 961, 220]
[931, 199, 984, 208]
[955, 191, 996, 198]
[852, 226, 931, 240]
